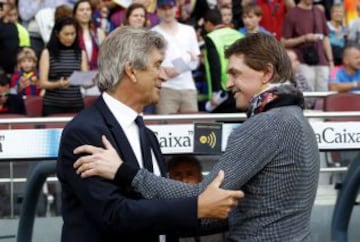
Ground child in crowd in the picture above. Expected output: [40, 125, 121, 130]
[239, 3, 271, 36]
[95, 3, 112, 34]
[10, 48, 41, 97]
[220, 5, 234, 28]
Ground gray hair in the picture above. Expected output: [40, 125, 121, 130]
[95, 26, 167, 92]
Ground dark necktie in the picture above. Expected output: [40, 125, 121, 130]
[135, 116, 153, 172]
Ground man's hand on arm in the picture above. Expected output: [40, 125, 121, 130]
[73, 135, 122, 179]
[197, 170, 244, 219]
[73, 136, 245, 220]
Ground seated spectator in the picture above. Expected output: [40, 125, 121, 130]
[327, 3, 347, 66]
[286, 48, 315, 109]
[10, 48, 41, 97]
[329, 44, 360, 92]
[168, 155, 203, 184]
[286, 48, 312, 92]
[167, 155, 226, 242]
[239, 3, 271, 36]
[0, 71, 26, 114]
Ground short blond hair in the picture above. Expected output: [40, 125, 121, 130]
[17, 48, 37, 64]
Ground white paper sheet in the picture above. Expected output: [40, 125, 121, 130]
[113, 0, 132, 8]
[171, 57, 191, 73]
[68, 71, 97, 86]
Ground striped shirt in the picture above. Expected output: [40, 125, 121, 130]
[44, 49, 83, 108]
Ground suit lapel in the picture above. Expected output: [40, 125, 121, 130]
[94, 97, 140, 169]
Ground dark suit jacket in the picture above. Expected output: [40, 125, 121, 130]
[57, 97, 198, 242]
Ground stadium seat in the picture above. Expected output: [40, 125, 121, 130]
[83, 95, 98, 109]
[24, 96, 43, 117]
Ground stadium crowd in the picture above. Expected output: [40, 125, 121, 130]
[0, 0, 360, 116]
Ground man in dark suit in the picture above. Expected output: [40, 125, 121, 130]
[57, 26, 243, 242]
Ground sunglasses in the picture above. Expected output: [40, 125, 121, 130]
[0, 2, 3, 11]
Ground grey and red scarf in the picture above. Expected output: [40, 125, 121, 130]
[247, 82, 305, 118]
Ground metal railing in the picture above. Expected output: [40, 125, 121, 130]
[1, 99, 360, 217]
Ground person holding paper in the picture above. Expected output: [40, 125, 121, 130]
[39, 16, 88, 116]
[152, 0, 201, 114]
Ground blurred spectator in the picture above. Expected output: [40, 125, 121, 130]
[39, 17, 88, 116]
[348, 2, 360, 45]
[10, 47, 41, 97]
[73, 0, 105, 71]
[203, 9, 243, 113]
[2, 3, 30, 47]
[344, 0, 358, 26]
[167, 155, 226, 242]
[286, 48, 315, 109]
[329, 44, 360, 92]
[282, 0, 333, 92]
[239, 3, 271, 36]
[189, 0, 210, 27]
[257, 0, 295, 40]
[0, 15, 20, 76]
[110, 0, 159, 28]
[94, 3, 112, 34]
[124, 3, 147, 28]
[0, 71, 26, 114]
[0, 0, 10, 20]
[286, 49, 312, 93]
[176, 0, 195, 23]
[219, 5, 233, 28]
[327, 3, 347, 66]
[153, 0, 200, 114]
[312, 0, 333, 20]
[55, 4, 73, 21]
[18, 0, 73, 59]
[168, 155, 203, 184]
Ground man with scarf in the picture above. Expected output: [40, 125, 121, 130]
[73, 33, 320, 241]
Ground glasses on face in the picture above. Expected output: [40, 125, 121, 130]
[0, 2, 4, 11]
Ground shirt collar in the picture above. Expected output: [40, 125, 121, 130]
[102, 92, 139, 128]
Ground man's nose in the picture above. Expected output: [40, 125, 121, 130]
[226, 78, 234, 89]
[159, 67, 167, 82]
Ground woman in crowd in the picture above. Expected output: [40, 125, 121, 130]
[73, 0, 105, 70]
[39, 17, 88, 116]
[124, 3, 148, 28]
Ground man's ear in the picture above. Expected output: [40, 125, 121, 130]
[124, 62, 137, 83]
[262, 63, 274, 84]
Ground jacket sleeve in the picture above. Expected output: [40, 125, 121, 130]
[57, 124, 199, 237]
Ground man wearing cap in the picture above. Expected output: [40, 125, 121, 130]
[152, 0, 201, 114]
